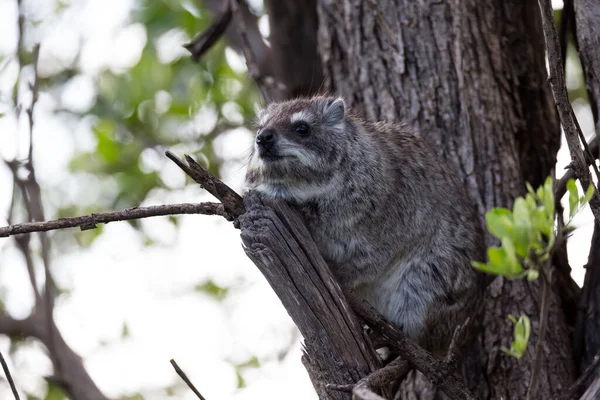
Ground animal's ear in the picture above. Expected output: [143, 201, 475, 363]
[323, 97, 345, 125]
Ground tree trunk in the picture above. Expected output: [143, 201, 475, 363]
[314, 0, 575, 398]
[239, 194, 384, 400]
[573, 0, 600, 390]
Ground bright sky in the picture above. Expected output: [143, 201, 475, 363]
[0, 0, 595, 399]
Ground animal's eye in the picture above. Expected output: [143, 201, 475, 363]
[294, 123, 310, 136]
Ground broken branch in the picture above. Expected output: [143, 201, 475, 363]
[165, 151, 245, 220]
[184, 3, 232, 62]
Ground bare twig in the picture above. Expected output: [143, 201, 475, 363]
[228, 0, 285, 101]
[165, 151, 245, 220]
[538, 0, 600, 221]
[558, 353, 600, 400]
[555, 135, 599, 202]
[26, 44, 40, 162]
[12, 0, 25, 112]
[581, 373, 600, 400]
[170, 359, 207, 400]
[0, 203, 228, 238]
[527, 267, 554, 400]
[184, 3, 232, 62]
[0, 352, 20, 400]
[444, 317, 471, 371]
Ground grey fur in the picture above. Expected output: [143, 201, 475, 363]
[245, 96, 485, 353]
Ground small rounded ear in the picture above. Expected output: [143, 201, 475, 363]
[323, 97, 346, 125]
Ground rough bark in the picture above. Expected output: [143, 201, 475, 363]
[574, 0, 600, 125]
[316, 0, 574, 398]
[239, 193, 383, 400]
[573, 0, 600, 378]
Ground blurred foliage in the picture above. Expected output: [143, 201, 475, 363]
[20, 0, 260, 228]
[71, 0, 257, 209]
[234, 355, 260, 389]
[23, 379, 69, 400]
[195, 279, 229, 301]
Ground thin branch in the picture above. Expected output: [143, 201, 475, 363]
[572, 109, 600, 184]
[558, 353, 600, 400]
[346, 293, 476, 400]
[538, 0, 600, 221]
[12, 0, 25, 113]
[228, 0, 285, 101]
[170, 359, 207, 400]
[165, 151, 245, 220]
[444, 317, 471, 372]
[527, 267, 554, 400]
[0, 352, 20, 400]
[26, 44, 40, 162]
[581, 374, 600, 400]
[184, 3, 232, 62]
[555, 134, 599, 202]
[327, 357, 411, 395]
[0, 203, 228, 238]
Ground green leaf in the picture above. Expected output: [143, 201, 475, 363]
[567, 179, 578, 218]
[504, 313, 531, 359]
[471, 241, 523, 279]
[472, 260, 505, 276]
[582, 184, 595, 205]
[526, 182, 536, 195]
[543, 177, 555, 217]
[500, 237, 523, 277]
[512, 198, 532, 258]
[486, 208, 513, 239]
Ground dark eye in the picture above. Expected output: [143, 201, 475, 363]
[294, 123, 310, 136]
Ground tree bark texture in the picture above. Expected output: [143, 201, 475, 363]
[315, 0, 575, 398]
[574, 0, 600, 382]
[239, 193, 385, 400]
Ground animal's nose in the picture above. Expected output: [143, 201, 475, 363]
[256, 129, 275, 150]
